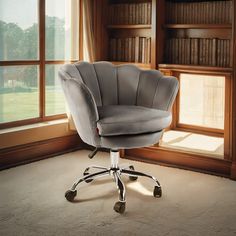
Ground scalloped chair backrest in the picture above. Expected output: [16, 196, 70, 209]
[60, 61, 178, 111]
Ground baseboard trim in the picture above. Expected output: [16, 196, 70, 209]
[125, 147, 232, 178]
[0, 134, 83, 170]
[231, 162, 236, 180]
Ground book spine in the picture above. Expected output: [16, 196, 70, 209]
[128, 37, 132, 62]
[128, 4, 132, 24]
[205, 38, 209, 65]
[208, 39, 212, 66]
[117, 38, 122, 61]
[135, 4, 139, 24]
[226, 39, 230, 67]
[147, 2, 151, 24]
[135, 37, 139, 63]
[110, 38, 114, 61]
[144, 3, 148, 25]
[190, 38, 194, 64]
[133, 37, 136, 62]
[121, 38, 125, 61]
[186, 38, 190, 65]
[223, 39, 227, 67]
[212, 38, 216, 66]
[147, 37, 151, 64]
[199, 39, 203, 65]
[212, 1, 215, 24]
[124, 38, 129, 62]
[109, 38, 112, 61]
[138, 3, 142, 24]
[177, 38, 181, 64]
[139, 37, 142, 62]
[165, 39, 170, 63]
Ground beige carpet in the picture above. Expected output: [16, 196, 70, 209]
[0, 150, 236, 236]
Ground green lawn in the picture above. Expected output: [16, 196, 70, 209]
[0, 90, 66, 123]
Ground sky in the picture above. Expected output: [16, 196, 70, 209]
[0, 0, 67, 29]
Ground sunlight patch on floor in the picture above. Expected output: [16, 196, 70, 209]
[160, 130, 224, 158]
[127, 182, 153, 196]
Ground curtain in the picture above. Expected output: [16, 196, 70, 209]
[82, 0, 96, 62]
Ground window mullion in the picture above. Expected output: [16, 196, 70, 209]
[39, 0, 46, 118]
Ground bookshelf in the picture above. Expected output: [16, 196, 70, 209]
[161, 0, 233, 68]
[95, 0, 236, 178]
[157, 0, 233, 163]
[105, 0, 157, 69]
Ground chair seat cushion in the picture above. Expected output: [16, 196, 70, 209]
[97, 105, 171, 136]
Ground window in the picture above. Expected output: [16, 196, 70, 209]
[0, 0, 81, 128]
[0, 0, 39, 61]
[45, 64, 66, 116]
[0, 66, 39, 123]
[159, 72, 228, 158]
[179, 73, 225, 131]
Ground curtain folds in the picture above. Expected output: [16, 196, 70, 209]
[82, 0, 96, 62]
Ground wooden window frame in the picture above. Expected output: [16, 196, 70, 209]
[169, 70, 232, 160]
[0, 0, 83, 129]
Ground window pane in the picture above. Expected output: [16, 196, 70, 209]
[45, 0, 79, 60]
[45, 64, 66, 116]
[179, 74, 225, 129]
[0, 66, 39, 123]
[0, 0, 39, 60]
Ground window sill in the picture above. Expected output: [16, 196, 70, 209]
[0, 118, 69, 135]
[0, 119, 77, 149]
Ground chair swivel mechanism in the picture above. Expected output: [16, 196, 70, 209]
[59, 61, 179, 213]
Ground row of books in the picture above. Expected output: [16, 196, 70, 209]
[108, 3, 151, 25]
[165, 1, 232, 24]
[109, 37, 151, 64]
[165, 38, 231, 67]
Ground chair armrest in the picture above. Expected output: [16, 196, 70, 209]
[59, 71, 100, 146]
[152, 75, 179, 111]
[136, 70, 179, 111]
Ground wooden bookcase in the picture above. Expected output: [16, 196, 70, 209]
[95, 0, 236, 179]
[152, 1, 235, 177]
[97, 0, 157, 69]
[160, 0, 232, 68]
[158, 0, 233, 150]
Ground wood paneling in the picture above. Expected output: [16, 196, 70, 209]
[0, 134, 83, 170]
[232, 0, 236, 162]
[125, 147, 231, 177]
[158, 64, 233, 74]
[231, 162, 236, 180]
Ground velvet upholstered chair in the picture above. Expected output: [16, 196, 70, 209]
[59, 61, 179, 213]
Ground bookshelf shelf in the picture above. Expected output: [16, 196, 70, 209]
[105, 0, 155, 67]
[107, 24, 152, 29]
[111, 61, 151, 69]
[163, 1, 233, 68]
[163, 24, 232, 29]
[158, 64, 233, 74]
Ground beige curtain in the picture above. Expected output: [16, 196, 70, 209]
[68, 0, 97, 130]
[70, 0, 81, 60]
[83, 0, 96, 62]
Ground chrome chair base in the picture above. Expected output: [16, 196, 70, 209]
[65, 150, 162, 214]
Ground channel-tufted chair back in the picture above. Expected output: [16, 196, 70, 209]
[59, 61, 178, 148]
[59, 61, 178, 111]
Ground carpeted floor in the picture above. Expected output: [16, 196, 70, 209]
[1, 150, 236, 236]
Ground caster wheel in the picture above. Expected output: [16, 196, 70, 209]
[153, 186, 162, 198]
[129, 165, 138, 181]
[65, 190, 77, 202]
[113, 201, 126, 214]
[83, 169, 93, 183]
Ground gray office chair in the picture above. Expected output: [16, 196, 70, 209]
[59, 61, 179, 213]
